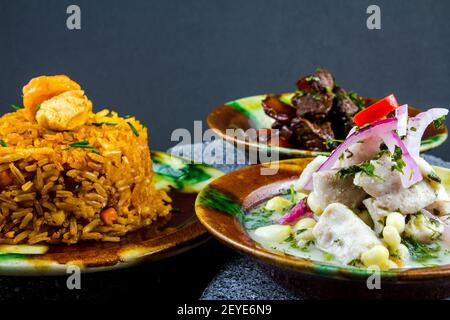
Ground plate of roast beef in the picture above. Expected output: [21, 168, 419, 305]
[207, 68, 448, 158]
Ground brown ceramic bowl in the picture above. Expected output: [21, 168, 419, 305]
[195, 158, 450, 299]
[208, 94, 448, 159]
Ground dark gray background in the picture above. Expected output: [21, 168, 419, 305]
[1, 0, 449, 158]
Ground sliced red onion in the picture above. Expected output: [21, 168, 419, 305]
[279, 199, 312, 225]
[302, 118, 398, 190]
[396, 104, 408, 136]
[406, 108, 448, 158]
[381, 131, 422, 188]
[421, 209, 450, 245]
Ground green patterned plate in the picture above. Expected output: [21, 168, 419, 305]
[0, 151, 223, 276]
[208, 93, 448, 158]
[195, 159, 450, 299]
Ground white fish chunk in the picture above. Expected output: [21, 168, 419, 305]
[404, 212, 444, 244]
[426, 184, 450, 216]
[313, 203, 382, 264]
[362, 198, 391, 235]
[295, 155, 327, 191]
[353, 154, 403, 197]
[311, 169, 366, 209]
[363, 181, 436, 215]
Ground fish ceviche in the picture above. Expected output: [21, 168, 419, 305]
[246, 95, 450, 270]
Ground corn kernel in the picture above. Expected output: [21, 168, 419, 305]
[307, 193, 323, 215]
[361, 245, 390, 270]
[265, 196, 292, 213]
[295, 192, 308, 202]
[393, 243, 410, 261]
[386, 212, 405, 233]
[296, 229, 315, 241]
[383, 226, 401, 248]
[293, 218, 316, 231]
[387, 260, 398, 269]
[254, 225, 292, 243]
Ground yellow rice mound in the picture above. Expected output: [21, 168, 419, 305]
[0, 109, 171, 245]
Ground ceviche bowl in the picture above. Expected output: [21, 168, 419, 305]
[195, 159, 450, 299]
[198, 100, 450, 299]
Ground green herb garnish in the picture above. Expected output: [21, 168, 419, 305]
[91, 150, 102, 155]
[427, 171, 442, 183]
[289, 184, 295, 204]
[10, 104, 23, 111]
[337, 161, 379, 179]
[0, 140, 8, 147]
[434, 116, 446, 129]
[92, 122, 118, 127]
[284, 234, 299, 249]
[323, 139, 343, 150]
[242, 207, 272, 230]
[35, 105, 41, 112]
[401, 237, 440, 262]
[323, 252, 334, 261]
[355, 123, 371, 131]
[69, 140, 95, 149]
[127, 122, 139, 136]
[391, 146, 406, 173]
[347, 91, 366, 111]
[305, 75, 320, 83]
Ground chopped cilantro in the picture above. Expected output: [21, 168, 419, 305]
[10, 104, 22, 111]
[0, 139, 7, 147]
[284, 234, 299, 249]
[289, 184, 295, 204]
[69, 140, 95, 149]
[68, 140, 100, 154]
[401, 237, 440, 262]
[323, 139, 343, 150]
[391, 146, 406, 173]
[242, 207, 274, 230]
[347, 91, 366, 111]
[92, 122, 118, 127]
[433, 116, 446, 129]
[305, 75, 320, 83]
[323, 252, 334, 261]
[337, 161, 379, 179]
[427, 171, 442, 183]
[127, 122, 140, 136]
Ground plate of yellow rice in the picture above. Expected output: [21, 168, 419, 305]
[0, 75, 223, 275]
